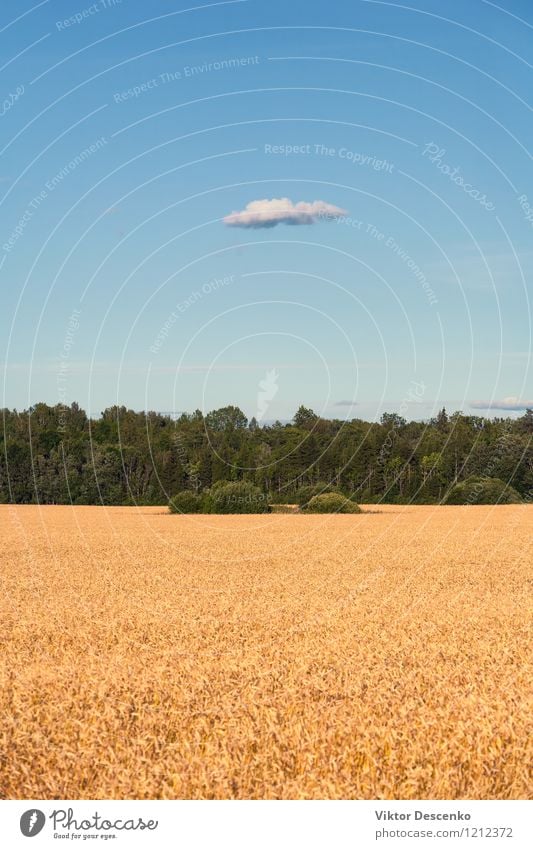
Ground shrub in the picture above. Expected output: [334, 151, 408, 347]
[169, 491, 202, 514]
[295, 482, 336, 506]
[444, 477, 522, 505]
[303, 493, 362, 513]
[206, 481, 269, 514]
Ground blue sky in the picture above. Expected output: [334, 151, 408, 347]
[1, 0, 532, 421]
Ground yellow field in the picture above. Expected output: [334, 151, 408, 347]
[1, 504, 531, 800]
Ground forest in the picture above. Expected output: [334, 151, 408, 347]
[1, 402, 532, 505]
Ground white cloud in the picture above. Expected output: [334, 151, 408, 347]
[470, 396, 533, 411]
[223, 197, 347, 228]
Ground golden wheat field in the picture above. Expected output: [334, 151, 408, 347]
[1, 504, 531, 800]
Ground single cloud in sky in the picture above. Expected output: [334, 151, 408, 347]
[335, 400, 359, 406]
[470, 396, 533, 411]
[223, 197, 347, 228]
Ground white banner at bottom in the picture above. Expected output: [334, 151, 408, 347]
[1, 800, 530, 849]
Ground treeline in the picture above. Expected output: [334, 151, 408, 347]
[1, 402, 532, 505]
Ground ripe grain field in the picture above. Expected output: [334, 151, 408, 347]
[1, 504, 531, 800]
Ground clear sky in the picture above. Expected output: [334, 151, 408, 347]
[1, 0, 532, 421]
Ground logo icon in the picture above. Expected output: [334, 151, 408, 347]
[256, 368, 279, 421]
[20, 810, 46, 837]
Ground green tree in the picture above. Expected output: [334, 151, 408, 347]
[205, 406, 247, 431]
[292, 406, 318, 428]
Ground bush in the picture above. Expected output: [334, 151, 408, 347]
[206, 481, 269, 514]
[295, 482, 336, 506]
[444, 477, 522, 505]
[169, 491, 202, 514]
[303, 493, 362, 514]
